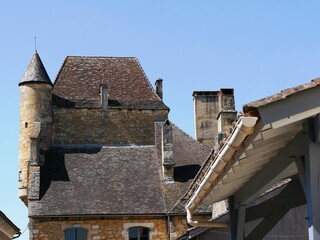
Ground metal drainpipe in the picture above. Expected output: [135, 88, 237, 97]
[165, 214, 171, 240]
[186, 117, 258, 228]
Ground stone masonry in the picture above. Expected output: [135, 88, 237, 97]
[18, 83, 52, 203]
[53, 108, 168, 145]
[29, 216, 194, 240]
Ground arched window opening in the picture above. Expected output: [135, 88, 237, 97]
[65, 227, 87, 240]
[129, 227, 150, 240]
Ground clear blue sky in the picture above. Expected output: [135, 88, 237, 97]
[1, 1, 320, 239]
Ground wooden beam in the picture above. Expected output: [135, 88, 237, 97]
[245, 209, 289, 240]
[295, 157, 307, 196]
[313, 114, 320, 143]
[228, 196, 237, 240]
[237, 205, 246, 240]
[245, 179, 305, 222]
[305, 119, 320, 239]
[235, 133, 306, 205]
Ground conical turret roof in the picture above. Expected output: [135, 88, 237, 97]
[19, 51, 52, 86]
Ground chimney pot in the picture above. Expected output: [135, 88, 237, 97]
[155, 78, 163, 100]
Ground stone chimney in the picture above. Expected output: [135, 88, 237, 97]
[162, 120, 175, 183]
[155, 78, 163, 100]
[100, 84, 108, 109]
[217, 89, 237, 135]
[193, 89, 236, 149]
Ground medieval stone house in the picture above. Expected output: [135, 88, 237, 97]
[18, 51, 234, 240]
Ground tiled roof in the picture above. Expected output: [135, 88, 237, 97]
[52, 57, 168, 110]
[243, 78, 320, 115]
[30, 145, 166, 216]
[19, 51, 52, 86]
[155, 123, 211, 213]
[29, 124, 210, 216]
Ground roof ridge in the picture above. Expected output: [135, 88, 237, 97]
[244, 78, 320, 111]
[65, 56, 137, 59]
[53, 56, 68, 85]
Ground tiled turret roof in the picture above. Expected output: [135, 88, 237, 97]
[19, 51, 52, 86]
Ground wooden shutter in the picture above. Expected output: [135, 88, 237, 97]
[65, 228, 76, 240]
[76, 227, 87, 240]
[64, 227, 87, 240]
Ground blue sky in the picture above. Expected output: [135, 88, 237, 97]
[1, 1, 320, 239]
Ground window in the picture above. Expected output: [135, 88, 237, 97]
[123, 223, 155, 240]
[129, 227, 150, 240]
[65, 227, 87, 240]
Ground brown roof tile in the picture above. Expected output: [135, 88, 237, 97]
[243, 79, 320, 114]
[52, 57, 167, 109]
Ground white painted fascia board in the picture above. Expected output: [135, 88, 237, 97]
[185, 116, 258, 228]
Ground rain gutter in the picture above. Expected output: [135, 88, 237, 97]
[186, 116, 258, 228]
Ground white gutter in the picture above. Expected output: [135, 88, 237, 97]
[186, 116, 258, 228]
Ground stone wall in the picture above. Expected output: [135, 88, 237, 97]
[29, 217, 167, 240]
[193, 92, 219, 148]
[29, 215, 196, 240]
[53, 108, 168, 145]
[18, 84, 52, 203]
[169, 216, 189, 239]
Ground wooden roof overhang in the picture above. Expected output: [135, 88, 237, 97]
[186, 79, 320, 233]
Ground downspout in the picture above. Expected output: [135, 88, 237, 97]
[186, 116, 258, 228]
[166, 214, 171, 240]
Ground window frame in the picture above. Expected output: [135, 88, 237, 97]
[129, 226, 150, 240]
[64, 226, 88, 240]
[122, 223, 156, 240]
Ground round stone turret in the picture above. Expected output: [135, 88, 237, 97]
[18, 51, 53, 203]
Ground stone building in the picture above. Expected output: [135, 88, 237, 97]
[18, 52, 235, 240]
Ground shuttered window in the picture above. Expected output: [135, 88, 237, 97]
[65, 227, 87, 240]
[129, 227, 150, 240]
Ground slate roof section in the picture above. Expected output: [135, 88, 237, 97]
[52, 57, 169, 110]
[29, 124, 210, 217]
[30, 145, 166, 216]
[19, 51, 52, 86]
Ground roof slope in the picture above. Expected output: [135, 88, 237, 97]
[0, 211, 20, 238]
[30, 145, 166, 216]
[19, 51, 52, 86]
[244, 78, 320, 115]
[52, 57, 168, 109]
[29, 124, 210, 217]
[186, 79, 320, 217]
[155, 123, 211, 212]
